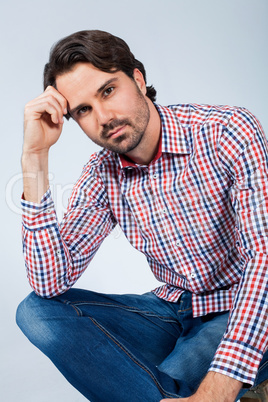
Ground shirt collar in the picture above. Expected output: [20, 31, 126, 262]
[155, 104, 190, 155]
[118, 103, 190, 168]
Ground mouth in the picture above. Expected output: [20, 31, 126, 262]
[107, 125, 127, 139]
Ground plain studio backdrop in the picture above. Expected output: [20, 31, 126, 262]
[1, 1, 267, 401]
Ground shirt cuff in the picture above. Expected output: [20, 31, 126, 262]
[21, 188, 58, 230]
[209, 338, 263, 386]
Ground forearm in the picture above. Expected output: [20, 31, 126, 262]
[22, 191, 74, 298]
[22, 151, 49, 203]
[161, 371, 242, 402]
[193, 372, 242, 402]
[21, 170, 116, 297]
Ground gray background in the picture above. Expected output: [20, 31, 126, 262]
[1, 0, 267, 401]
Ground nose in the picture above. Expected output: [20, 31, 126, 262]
[94, 103, 114, 126]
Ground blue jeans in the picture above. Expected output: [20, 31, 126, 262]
[16, 289, 268, 401]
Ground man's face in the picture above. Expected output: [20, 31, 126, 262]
[56, 63, 150, 156]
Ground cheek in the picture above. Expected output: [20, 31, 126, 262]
[79, 119, 98, 139]
[114, 88, 141, 114]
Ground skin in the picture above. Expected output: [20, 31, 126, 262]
[56, 64, 154, 159]
[22, 62, 243, 401]
[22, 63, 161, 203]
[161, 372, 242, 402]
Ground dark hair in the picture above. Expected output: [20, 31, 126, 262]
[43, 30, 157, 118]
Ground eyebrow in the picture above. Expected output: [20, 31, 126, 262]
[69, 77, 119, 116]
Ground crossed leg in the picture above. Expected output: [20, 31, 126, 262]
[18, 288, 261, 402]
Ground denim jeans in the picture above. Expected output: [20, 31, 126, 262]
[16, 289, 268, 402]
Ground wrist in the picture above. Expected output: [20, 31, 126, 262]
[21, 151, 50, 203]
[196, 372, 242, 402]
[22, 148, 49, 165]
[21, 150, 49, 178]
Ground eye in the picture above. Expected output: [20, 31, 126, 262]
[77, 106, 90, 116]
[103, 87, 114, 97]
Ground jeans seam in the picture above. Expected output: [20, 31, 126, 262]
[177, 307, 192, 313]
[63, 300, 83, 316]
[87, 315, 180, 399]
[68, 300, 178, 323]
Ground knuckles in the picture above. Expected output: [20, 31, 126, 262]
[24, 87, 67, 115]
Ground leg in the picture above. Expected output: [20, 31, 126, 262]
[16, 289, 182, 402]
[156, 292, 268, 401]
[158, 291, 230, 397]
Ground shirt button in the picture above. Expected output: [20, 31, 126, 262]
[152, 174, 158, 179]
[190, 272, 196, 278]
[47, 208, 52, 213]
[176, 240, 180, 247]
[56, 250, 61, 255]
[162, 208, 167, 214]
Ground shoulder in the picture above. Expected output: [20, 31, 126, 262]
[83, 148, 117, 172]
[166, 103, 238, 127]
[69, 148, 117, 207]
[166, 103, 265, 144]
[166, 103, 264, 131]
[72, 148, 117, 193]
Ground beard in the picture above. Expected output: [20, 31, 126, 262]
[92, 86, 150, 155]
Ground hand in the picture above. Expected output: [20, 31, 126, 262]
[23, 86, 67, 155]
[160, 372, 242, 402]
[22, 86, 68, 202]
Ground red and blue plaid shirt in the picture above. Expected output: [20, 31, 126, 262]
[22, 103, 268, 386]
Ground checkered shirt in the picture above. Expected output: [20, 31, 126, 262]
[22, 103, 268, 386]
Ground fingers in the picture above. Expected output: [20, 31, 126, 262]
[25, 86, 68, 125]
[45, 86, 68, 120]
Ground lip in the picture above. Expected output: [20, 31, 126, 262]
[107, 125, 126, 139]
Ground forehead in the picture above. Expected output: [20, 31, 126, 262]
[55, 62, 125, 108]
[56, 63, 116, 94]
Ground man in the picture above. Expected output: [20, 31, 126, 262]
[16, 30, 268, 402]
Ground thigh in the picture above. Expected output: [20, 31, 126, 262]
[17, 289, 183, 401]
[56, 288, 182, 366]
[18, 288, 182, 366]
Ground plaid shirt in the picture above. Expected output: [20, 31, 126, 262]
[22, 103, 268, 386]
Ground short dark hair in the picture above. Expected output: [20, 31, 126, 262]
[43, 30, 157, 117]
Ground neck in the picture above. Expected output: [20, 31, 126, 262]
[125, 100, 161, 165]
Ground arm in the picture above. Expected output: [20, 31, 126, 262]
[22, 88, 116, 297]
[22, 173, 116, 297]
[163, 108, 267, 402]
[209, 109, 268, 384]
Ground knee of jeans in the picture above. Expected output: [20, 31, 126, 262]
[16, 292, 57, 350]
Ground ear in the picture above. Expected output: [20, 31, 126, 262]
[133, 68, 147, 95]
